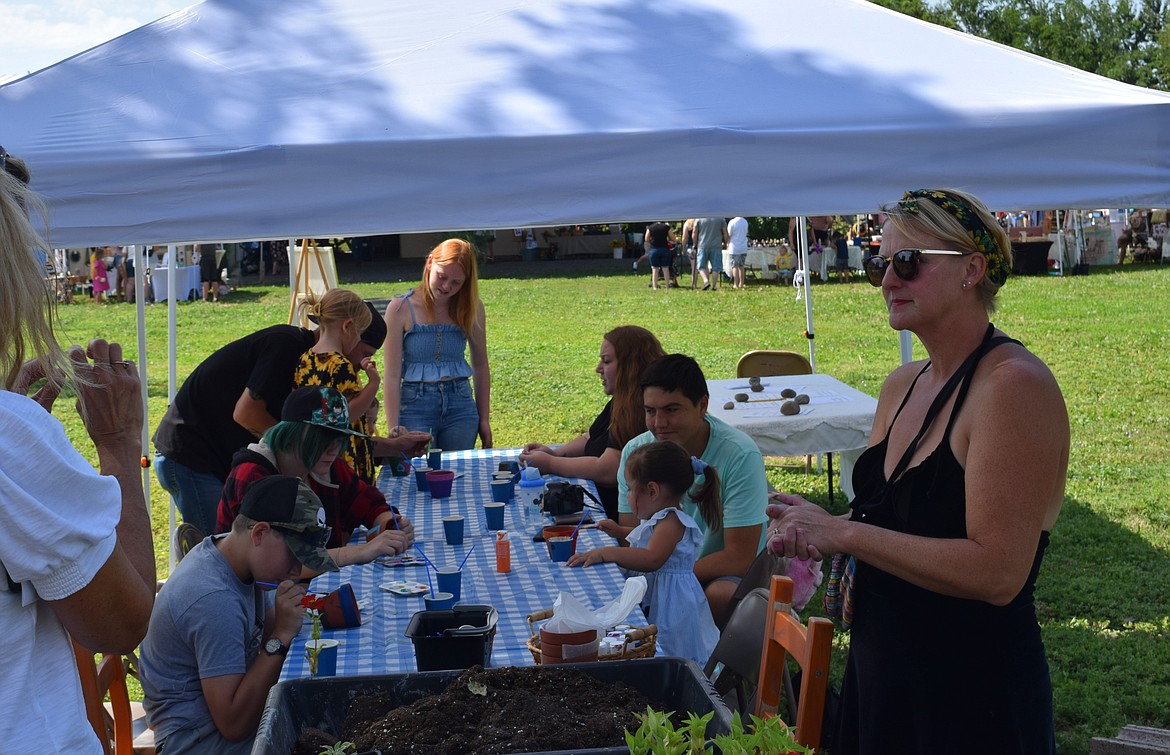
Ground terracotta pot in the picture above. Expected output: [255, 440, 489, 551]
[540, 627, 597, 646]
[319, 583, 361, 629]
[542, 641, 599, 664]
[539, 627, 599, 664]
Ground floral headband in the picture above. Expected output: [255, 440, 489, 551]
[897, 189, 1010, 287]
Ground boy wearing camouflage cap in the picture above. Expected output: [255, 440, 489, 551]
[139, 475, 337, 754]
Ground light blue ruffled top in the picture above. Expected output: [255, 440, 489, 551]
[399, 289, 473, 382]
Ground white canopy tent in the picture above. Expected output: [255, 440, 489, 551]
[3, 0, 1169, 247]
[4, 0, 1170, 557]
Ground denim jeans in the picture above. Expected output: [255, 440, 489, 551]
[153, 454, 225, 536]
[398, 378, 479, 451]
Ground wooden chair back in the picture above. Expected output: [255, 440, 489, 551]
[73, 639, 134, 755]
[755, 575, 834, 751]
[735, 349, 812, 378]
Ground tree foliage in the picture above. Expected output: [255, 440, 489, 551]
[868, 0, 1169, 90]
[747, 217, 789, 244]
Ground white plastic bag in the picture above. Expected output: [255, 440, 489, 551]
[544, 576, 648, 636]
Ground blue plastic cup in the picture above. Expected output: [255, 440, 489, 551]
[307, 639, 339, 676]
[414, 466, 432, 493]
[484, 502, 505, 530]
[548, 536, 574, 563]
[490, 480, 511, 503]
[424, 591, 456, 610]
[442, 515, 465, 545]
[428, 448, 443, 470]
[436, 566, 462, 601]
[493, 472, 515, 494]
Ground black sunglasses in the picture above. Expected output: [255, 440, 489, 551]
[863, 249, 964, 287]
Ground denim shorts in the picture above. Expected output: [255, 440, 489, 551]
[648, 248, 672, 268]
[696, 247, 723, 273]
[399, 378, 479, 451]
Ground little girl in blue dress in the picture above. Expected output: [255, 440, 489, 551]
[568, 440, 721, 664]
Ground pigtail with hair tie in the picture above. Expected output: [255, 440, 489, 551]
[691, 456, 708, 476]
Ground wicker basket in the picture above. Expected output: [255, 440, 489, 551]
[525, 608, 657, 663]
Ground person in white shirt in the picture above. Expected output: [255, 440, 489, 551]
[1, 145, 156, 753]
[727, 216, 749, 290]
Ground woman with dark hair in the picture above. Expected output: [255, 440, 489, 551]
[768, 188, 1068, 754]
[383, 238, 491, 450]
[520, 325, 666, 519]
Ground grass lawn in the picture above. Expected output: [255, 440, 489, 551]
[48, 257, 1169, 754]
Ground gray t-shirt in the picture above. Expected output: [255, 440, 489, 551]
[139, 536, 266, 753]
[694, 217, 726, 250]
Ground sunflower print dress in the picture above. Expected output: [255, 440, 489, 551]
[294, 350, 376, 483]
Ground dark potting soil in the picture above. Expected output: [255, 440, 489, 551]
[290, 665, 660, 755]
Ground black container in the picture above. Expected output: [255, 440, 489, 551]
[405, 604, 498, 671]
[253, 657, 732, 755]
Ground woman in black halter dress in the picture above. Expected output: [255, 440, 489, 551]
[766, 189, 1069, 755]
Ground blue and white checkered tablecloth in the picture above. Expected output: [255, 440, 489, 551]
[279, 448, 647, 680]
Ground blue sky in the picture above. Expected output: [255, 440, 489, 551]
[0, 0, 190, 82]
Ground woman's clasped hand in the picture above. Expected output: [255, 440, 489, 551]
[763, 491, 844, 563]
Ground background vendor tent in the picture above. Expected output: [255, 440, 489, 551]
[2, 0, 1170, 249]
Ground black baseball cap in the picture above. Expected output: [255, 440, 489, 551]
[359, 301, 387, 347]
[281, 385, 368, 437]
[239, 475, 338, 573]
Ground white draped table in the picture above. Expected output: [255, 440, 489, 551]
[150, 265, 200, 301]
[706, 374, 878, 500]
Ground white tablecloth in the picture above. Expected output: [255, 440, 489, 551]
[279, 448, 647, 680]
[706, 374, 878, 499]
[808, 244, 866, 280]
[150, 265, 200, 301]
[721, 247, 781, 279]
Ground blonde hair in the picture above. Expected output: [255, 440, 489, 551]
[880, 188, 1011, 313]
[421, 238, 480, 336]
[0, 159, 71, 394]
[304, 288, 372, 332]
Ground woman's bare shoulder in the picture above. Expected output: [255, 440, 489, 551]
[981, 340, 1062, 397]
[385, 291, 413, 316]
[968, 341, 1068, 443]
